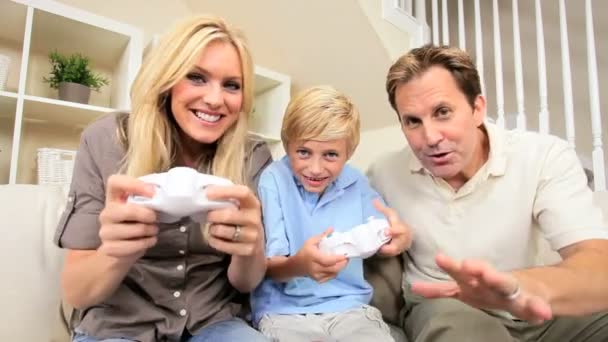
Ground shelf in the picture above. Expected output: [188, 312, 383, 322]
[254, 65, 289, 95]
[25, 7, 141, 110]
[0, 114, 15, 185]
[1, 1, 142, 184]
[30, 9, 130, 70]
[250, 66, 291, 142]
[23, 95, 113, 128]
[0, 1, 27, 45]
[0, 0, 26, 94]
[0, 91, 18, 99]
[17, 120, 82, 184]
[0, 92, 18, 119]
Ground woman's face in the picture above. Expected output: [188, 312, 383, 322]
[170, 40, 243, 148]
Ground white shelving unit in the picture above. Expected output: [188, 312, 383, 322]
[251, 65, 290, 142]
[0, 0, 143, 184]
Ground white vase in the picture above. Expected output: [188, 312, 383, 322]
[0, 54, 10, 91]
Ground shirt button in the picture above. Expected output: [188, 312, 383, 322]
[179, 250, 185, 255]
[179, 226, 187, 233]
[179, 309, 187, 316]
[173, 291, 181, 298]
[177, 265, 184, 271]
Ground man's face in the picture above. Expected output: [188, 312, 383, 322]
[394, 66, 486, 189]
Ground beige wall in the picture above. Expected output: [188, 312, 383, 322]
[350, 122, 404, 172]
[56, 0, 192, 44]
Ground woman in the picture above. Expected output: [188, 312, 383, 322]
[54, 15, 272, 342]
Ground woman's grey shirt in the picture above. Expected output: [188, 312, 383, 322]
[54, 113, 272, 342]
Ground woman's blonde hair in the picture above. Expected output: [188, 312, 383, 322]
[119, 15, 254, 184]
[281, 85, 360, 157]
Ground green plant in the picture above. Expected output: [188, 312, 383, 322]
[43, 51, 109, 91]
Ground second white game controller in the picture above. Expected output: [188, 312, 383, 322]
[127, 167, 237, 223]
[319, 216, 391, 259]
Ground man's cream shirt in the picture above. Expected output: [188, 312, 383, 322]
[368, 123, 608, 286]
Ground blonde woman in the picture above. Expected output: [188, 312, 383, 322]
[55, 15, 271, 342]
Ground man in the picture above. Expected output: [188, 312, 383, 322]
[368, 44, 608, 341]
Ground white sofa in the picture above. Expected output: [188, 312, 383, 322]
[1, 184, 71, 341]
[2, 183, 607, 341]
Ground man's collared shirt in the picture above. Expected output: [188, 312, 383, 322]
[369, 122, 608, 286]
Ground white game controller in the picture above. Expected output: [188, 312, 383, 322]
[319, 216, 391, 259]
[127, 167, 237, 223]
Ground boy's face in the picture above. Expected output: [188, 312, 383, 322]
[287, 138, 349, 194]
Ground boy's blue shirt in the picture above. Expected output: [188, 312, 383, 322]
[250, 156, 386, 324]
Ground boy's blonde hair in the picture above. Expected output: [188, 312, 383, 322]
[118, 15, 254, 185]
[281, 85, 360, 157]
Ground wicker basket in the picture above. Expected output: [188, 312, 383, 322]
[0, 54, 9, 91]
[37, 148, 77, 185]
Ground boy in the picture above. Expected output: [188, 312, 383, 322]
[251, 86, 411, 341]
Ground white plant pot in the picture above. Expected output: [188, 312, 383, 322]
[0, 54, 10, 91]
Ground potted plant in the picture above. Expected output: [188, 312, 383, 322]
[43, 51, 109, 104]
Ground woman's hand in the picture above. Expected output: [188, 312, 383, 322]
[98, 174, 159, 262]
[205, 185, 267, 292]
[62, 174, 159, 309]
[205, 185, 265, 256]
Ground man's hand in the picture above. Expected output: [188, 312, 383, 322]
[294, 228, 349, 283]
[411, 253, 553, 324]
[373, 199, 413, 257]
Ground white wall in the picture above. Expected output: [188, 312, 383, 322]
[350, 123, 405, 172]
[358, 0, 412, 62]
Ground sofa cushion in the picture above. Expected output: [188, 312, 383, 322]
[364, 254, 404, 326]
[0, 185, 70, 341]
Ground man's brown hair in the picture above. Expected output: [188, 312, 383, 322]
[386, 44, 482, 115]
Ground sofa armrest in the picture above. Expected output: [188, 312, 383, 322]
[0, 184, 71, 341]
[364, 254, 404, 326]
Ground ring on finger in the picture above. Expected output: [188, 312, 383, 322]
[232, 225, 242, 242]
[505, 282, 521, 301]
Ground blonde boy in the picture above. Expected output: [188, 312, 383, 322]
[251, 86, 411, 341]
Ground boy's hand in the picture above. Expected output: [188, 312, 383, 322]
[373, 199, 413, 257]
[294, 228, 348, 283]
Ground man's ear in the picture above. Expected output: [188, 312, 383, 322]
[473, 95, 486, 126]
